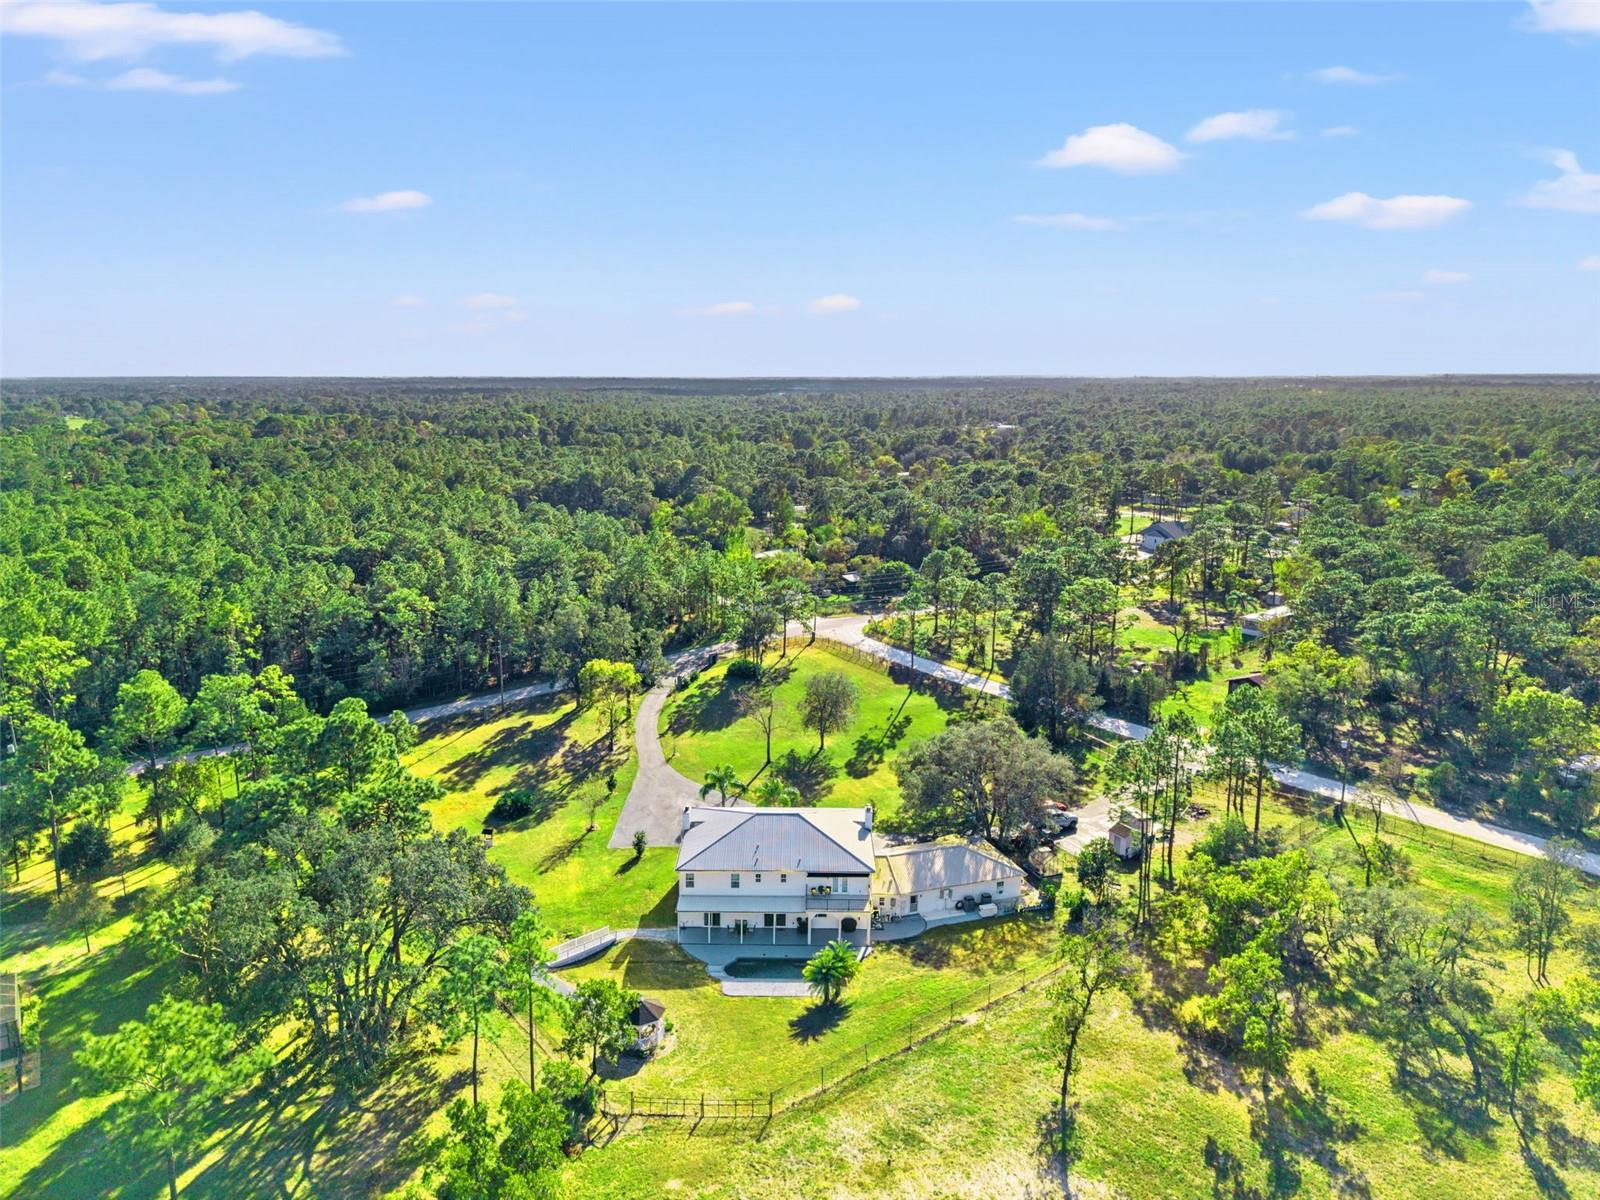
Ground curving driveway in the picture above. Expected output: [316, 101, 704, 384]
[608, 641, 735, 849]
[612, 612, 1600, 878]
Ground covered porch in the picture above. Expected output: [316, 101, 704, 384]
[676, 926, 870, 970]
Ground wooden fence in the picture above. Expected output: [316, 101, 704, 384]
[598, 921, 1066, 1126]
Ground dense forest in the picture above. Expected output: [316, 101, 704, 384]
[6, 376, 1600, 1199]
[7, 377, 1599, 718]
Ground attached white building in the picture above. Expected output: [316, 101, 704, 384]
[872, 840, 1025, 919]
[675, 804, 878, 946]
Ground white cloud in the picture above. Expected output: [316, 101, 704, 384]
[1371, 290, 1426, 302]
[0, 0, 345, 61]
[1013, 212, 1127, 232]
[806, 294, 862, 315]
[1185, 109, 1294, 143]
[503, 311, 529, 323]
[105, 66, 237, 93]
[1517, 149, 1600, 214]
[40, 67, 91, 86]
[1308, 65, 1403, 85]
[1580, 255, 1600, 271]
[461, 293, 519, 309]
[678, 301, 757, 317]
[1523, 0, 1600, 35]
[341, 190, 432, 214]
[1322, 125, 1360, 138]
[1037, 123, 1187, 174]
[1302, 191, 1471, 230]
[390, 294, 424, 307]
[1423, 269, 1471, 284]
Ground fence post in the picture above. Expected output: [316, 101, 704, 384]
[700, 1092, 704, 1120]
[630, 1091, 635, 1118]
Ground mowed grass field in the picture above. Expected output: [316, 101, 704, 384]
[660, 643, 976, 816]
[406, 696, 677, 939]
[564, 800, 1600, 1200]
[561, 916, 1061, 1100]
[7, 680, 1600, 1200]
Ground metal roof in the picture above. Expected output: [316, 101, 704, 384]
[872, 840, 1024, 896]
[676, 805, 877, 874]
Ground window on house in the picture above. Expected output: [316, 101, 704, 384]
[731, 873, 741, 889]
[685, 873, 695, 889]
[754, 873, 762, 883]
[997, 880, 1005, 893]
[762, 913, 789, 927]
[703, 912, 720, 927]
[780, 873, 787, 882]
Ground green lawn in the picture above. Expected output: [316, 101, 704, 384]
[559, 915, 1060, 1099]
[10, 687, 1600, 1200]
[407, 695, 677, 940]
[562, 799, 1600, 1200]
[660, 643, 973, 817]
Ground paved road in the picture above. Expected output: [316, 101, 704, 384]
[136, 610, 1598, 878]
[805, 614, 1600, 877]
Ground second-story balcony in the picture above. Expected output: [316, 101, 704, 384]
[676, 891, 869, 913]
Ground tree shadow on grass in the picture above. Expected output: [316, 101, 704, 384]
[434, 703, 577, 795]
[1204, 1135, 1266, 1200]
[665, 675, 747, 737]
[1255, 1068, 1371, 1199]
[1031, 1103, 1079, 1198]
[534, 829, 591, 873]
[844, 713, 913, 779]
[1390, 1062, 1497, 1161]
[482, 784, 564, 831]
[789, 999, 850, 1043]
[189, 1049, 455, 1200]
[774, 749, 837, 801]
[1543, 1117, 1600, 1176]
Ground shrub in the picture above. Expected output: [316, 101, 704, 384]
[59, 823, 114, 882]
[1417, 761, 1461, 804]
[631, 829, 647, 859]
[155, 815, 214, 867]
[726, 658, 760, 682]
[489, 787, 546, 822]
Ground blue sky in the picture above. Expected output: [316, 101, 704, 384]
[3, 1, 1597, 376]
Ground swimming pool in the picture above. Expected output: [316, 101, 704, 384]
[723, 957, 809, 980]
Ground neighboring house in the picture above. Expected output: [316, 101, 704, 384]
[1241, 604, 1292, 638]
[1226, 672, 1267, 693]
[872, 840, 1025, 919]
[630, 997, 668, 1053]
[675, 804, 878, 945]
[1108, 811, 1151, 860]
[1559, 754, 1600, 788]
[1138, 519, 1191, 555]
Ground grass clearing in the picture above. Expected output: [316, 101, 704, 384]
[660, 643, 971, 815]
[558, 915, 1060, 1100]
[407, 695, 677, 938]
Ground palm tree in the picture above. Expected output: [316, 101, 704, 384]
[699, 764, 740, 806]
[802, 939, 861, 1005]
[753, 775, 801, 806]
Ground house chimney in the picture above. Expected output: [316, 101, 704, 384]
[863, 804, 874, 832]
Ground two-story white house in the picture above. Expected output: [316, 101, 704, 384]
[675, 804, 878, 947]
